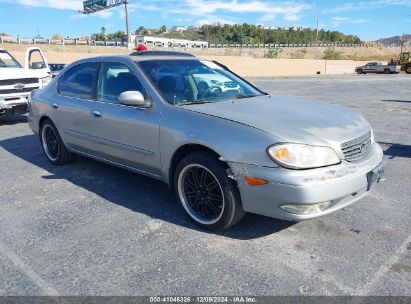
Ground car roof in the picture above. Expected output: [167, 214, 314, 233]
[130, 55, 199, 62]
[88, 54, 201, 63]
[65, 54, 206, 68]
[130, 50, 195, 57]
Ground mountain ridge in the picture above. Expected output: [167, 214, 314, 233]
[376, 34, 410, 44]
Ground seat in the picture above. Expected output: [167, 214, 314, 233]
[157, 76, 186, 104]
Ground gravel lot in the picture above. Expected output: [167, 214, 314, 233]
[0, 74, 410, 296]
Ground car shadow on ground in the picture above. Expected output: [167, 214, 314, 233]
[0, 134, 294, 240]
[379, 142, 411, 159]
[0, 115, 27, 125]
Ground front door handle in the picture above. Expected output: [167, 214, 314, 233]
[51, 103, 58, 109]
[93, 110, 102, 118]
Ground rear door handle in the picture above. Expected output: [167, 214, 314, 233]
[51, 103, 58, 109]
[93, 110, 102, 118]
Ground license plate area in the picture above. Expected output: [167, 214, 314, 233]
[366, 163, 384, 191]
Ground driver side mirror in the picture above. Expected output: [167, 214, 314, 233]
[31, 62, 44, 69]
[118, 91, 152, 108]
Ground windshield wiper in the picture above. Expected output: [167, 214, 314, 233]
[236, 94, 260, 99]
[177, 99, 213, 106]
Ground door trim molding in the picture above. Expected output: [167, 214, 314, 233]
[63, 128, 155, 157]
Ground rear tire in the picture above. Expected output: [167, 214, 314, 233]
[384, 69, 390, 74]
[174, 151, 245, 231]
[357, 69, 363, 75]
[40, 119, 74, 165]
[406, 64, 411, 74]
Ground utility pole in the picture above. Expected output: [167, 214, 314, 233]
[308, 2, 320, 44]
[316, 4, 319, 44]
[125, 0, 131, 46]
[400, 33, 404, 54]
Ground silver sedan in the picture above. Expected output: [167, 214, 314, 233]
[28, 54, 384, 231]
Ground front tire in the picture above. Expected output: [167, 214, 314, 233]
[174, 151, 245, 231]
[406, 64, 411, 74]
[40, 119, 74, 165]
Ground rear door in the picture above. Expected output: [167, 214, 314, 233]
[52, 60, 102, 155]
[84, 59, 161, 176]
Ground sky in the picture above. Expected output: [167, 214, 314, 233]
[0, 0, 410, 40]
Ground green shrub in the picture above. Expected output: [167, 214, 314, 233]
[264, 48, 281, 59]
[323, 48, 342, 60]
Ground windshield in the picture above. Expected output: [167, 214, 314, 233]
[0, 50, 22, 68]
[138, 59, 263, 105]
[400, 53, 409, 60]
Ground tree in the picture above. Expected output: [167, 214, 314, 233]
[95, 24, 362, 44]
[51, 34, 62, 40]
[106, 30, 126, 41]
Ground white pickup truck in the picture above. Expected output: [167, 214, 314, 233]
[0, 47, 51, 117]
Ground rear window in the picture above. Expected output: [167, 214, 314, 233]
[58, 62, 99, 99]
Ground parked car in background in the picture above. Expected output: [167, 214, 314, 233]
[355, 61, 399, 74]
[28, 53, 384, 231]
[0, 47, 51, 117]
[49, 63, 67, 78]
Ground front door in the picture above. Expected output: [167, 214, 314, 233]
[86, 61, 161, 176]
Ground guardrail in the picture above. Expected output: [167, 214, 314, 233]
[0, 37, 402, 48]
[207, 42, 402, 48]
[0, 37, 127, 47]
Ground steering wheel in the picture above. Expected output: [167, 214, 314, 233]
[199, 85, 222, 99]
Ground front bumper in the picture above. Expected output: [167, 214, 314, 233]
[233, 143, 384, 221]
[0, 96, 29, 116]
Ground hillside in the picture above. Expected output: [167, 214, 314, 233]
[158, 24, 362, 45]
[376, 34, 410, 44]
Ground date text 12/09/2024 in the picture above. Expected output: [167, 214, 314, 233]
[149, 296, 257, 303]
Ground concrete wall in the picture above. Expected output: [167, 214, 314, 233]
[9, 48, 367, 77]
[200, 56, 368, 77]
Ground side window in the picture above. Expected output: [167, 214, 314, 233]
[97, 62, 146, 104]
[58, 62, 99, 99]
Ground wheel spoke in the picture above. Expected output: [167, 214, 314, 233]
[207, 180, 219, 190]
[191, 169, 201, 185]
[208, 192, 223, 201]
[206, 201, 221, 215]
[199, 169, 208, 184]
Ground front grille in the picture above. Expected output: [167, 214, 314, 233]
[341, 132, 372, 162]
[0, 87, 39, 95]
[224, 81, 238, 88]
[0, 78, 39, 86]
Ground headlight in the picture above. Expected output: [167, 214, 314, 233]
[267, 143, 340, 169]
[41, 76, 52, 85]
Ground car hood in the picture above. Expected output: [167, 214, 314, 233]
[182, 95, 371, 148]
[0, 68, 47, 80]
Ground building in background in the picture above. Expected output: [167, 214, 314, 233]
[134, 35, 208, 48]
[171, 26, 187, 33]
